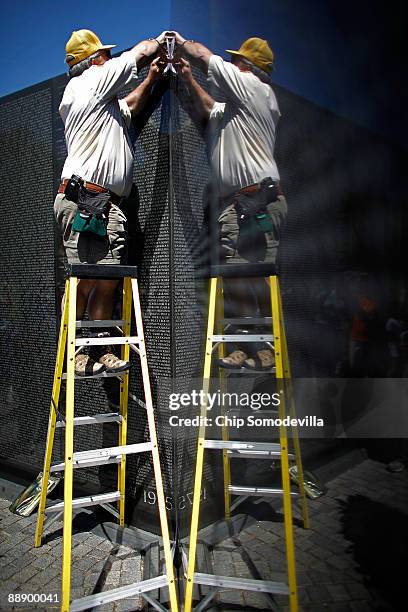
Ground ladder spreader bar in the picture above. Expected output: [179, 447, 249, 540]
[194, 572, 289, 595]
[70, 575, 168, 611]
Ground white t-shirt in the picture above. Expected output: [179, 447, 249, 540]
[60, 51, 138, 197]
[207, 55, 280, 197]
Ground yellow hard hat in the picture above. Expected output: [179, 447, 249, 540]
[226, 37, 274, 74]
[65, 29, 116, 67]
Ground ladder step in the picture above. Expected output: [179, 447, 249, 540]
[211, 334, 273, 342]
[51, 456, 121, 472]
[76, 320, 127, 329]
[228, 485, 299, 497]
[193, 572, 289, 595]
[223, 368, 276, 375]
[56, 413, 122, 428]
[46, 491, 120, 513]
[223, 317, 272, 325]
[50, 442, 153, 472]
[204, 440, 294, 459]
[70, 575, 168, 611]
[75, 336, 139, 347]
[62, 371, 125, 380]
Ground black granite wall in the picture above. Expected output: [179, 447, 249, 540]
[0, 65, 406, 535]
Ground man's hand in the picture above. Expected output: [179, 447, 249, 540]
[148, 56, 166, 82]
[172, 31, 186, 44]
[176, 58, 193, 83]
[124, 56, 166, 116]
[156, 30, 179, 44]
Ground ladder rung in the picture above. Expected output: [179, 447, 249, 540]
[193, 572, 289, 595]
[55, 413, 122, 428]
[50, 442, 153, 472]
[46, 491, 120, 513]
[75, 336, 139, 347]
[211, 334, 273, 342]
[204, 440, 280, 451]
[223, 317, 272, 325]
[226, 449, 292, 459]
[224, 368, 276, 375]
[228, 485, 299, 497]
[204, 440, 293, 459]
[76, 320, 127, 328]
[51, 455, 121, 472]
[62, 371, 124, 380]
[70, 575, 168, 611]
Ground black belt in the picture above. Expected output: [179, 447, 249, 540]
[58, 179, 122, 206]
[238, 181, 283, 197]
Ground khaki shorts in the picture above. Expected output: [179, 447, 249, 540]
[218, 195, 287, 265]
[54, 192, 128, 265]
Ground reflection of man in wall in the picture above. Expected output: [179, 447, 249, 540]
[55, 29, 164, 376]
[175, 34, 287, 370]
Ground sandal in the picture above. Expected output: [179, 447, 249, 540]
[218, 350, 248, 369]
[97, 349, 130, 373]
[243, 349, 275, 371]
[75, 353, 105, 377]
[90, 332, 130, 373]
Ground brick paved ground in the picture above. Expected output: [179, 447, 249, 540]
[209, 458, 408, 611]
[0, 506, 142, 611]
[1, 458, 407, 611]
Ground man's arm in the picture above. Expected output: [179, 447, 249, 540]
[177, 59, 214, 119]
[94, 38, 162, 102]
[131, 39, 163, 70]
[124, 57, 165, 116]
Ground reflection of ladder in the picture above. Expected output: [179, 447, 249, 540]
[34, 264, 178, 612]
[184, 263, 309, 612]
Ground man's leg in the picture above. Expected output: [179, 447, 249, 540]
[87, 279, 118, 320]
[217, 204, 252, 367]
[239, 195, 288, 370]
[76, 279, 98, 318]
[80, 204, 129, 374]
[87, 279, 130, 373]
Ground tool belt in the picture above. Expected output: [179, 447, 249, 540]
[234, 177, 283, 233]
[58, 178, 122, 205]
[58, 176, 121, 237]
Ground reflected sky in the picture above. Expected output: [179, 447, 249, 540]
[0, 0, 406, 148]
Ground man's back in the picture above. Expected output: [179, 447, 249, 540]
[60, 51, 137, 197]
[207, 55, 280, 196]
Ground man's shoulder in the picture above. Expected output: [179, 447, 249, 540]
[61, 68, 98, 100]
[60, 71, 96, 116]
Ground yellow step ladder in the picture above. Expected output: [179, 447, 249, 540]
[34, 264, 178, 612]
[184, 263, 309, 612]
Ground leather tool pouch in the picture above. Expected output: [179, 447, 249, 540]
[235, 178, 281, 259]
[63, 174, 82, 203]
[235, 177, 280, 228]
[72, 186, 111, 237]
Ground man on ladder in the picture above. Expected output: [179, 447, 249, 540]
[173, 34, 309, 612]
[35, 31, 181, 611]
[175, 34, 288, 370]
[55, 28, 165, 376]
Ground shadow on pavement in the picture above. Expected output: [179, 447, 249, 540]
[339, 494, 408, 611]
